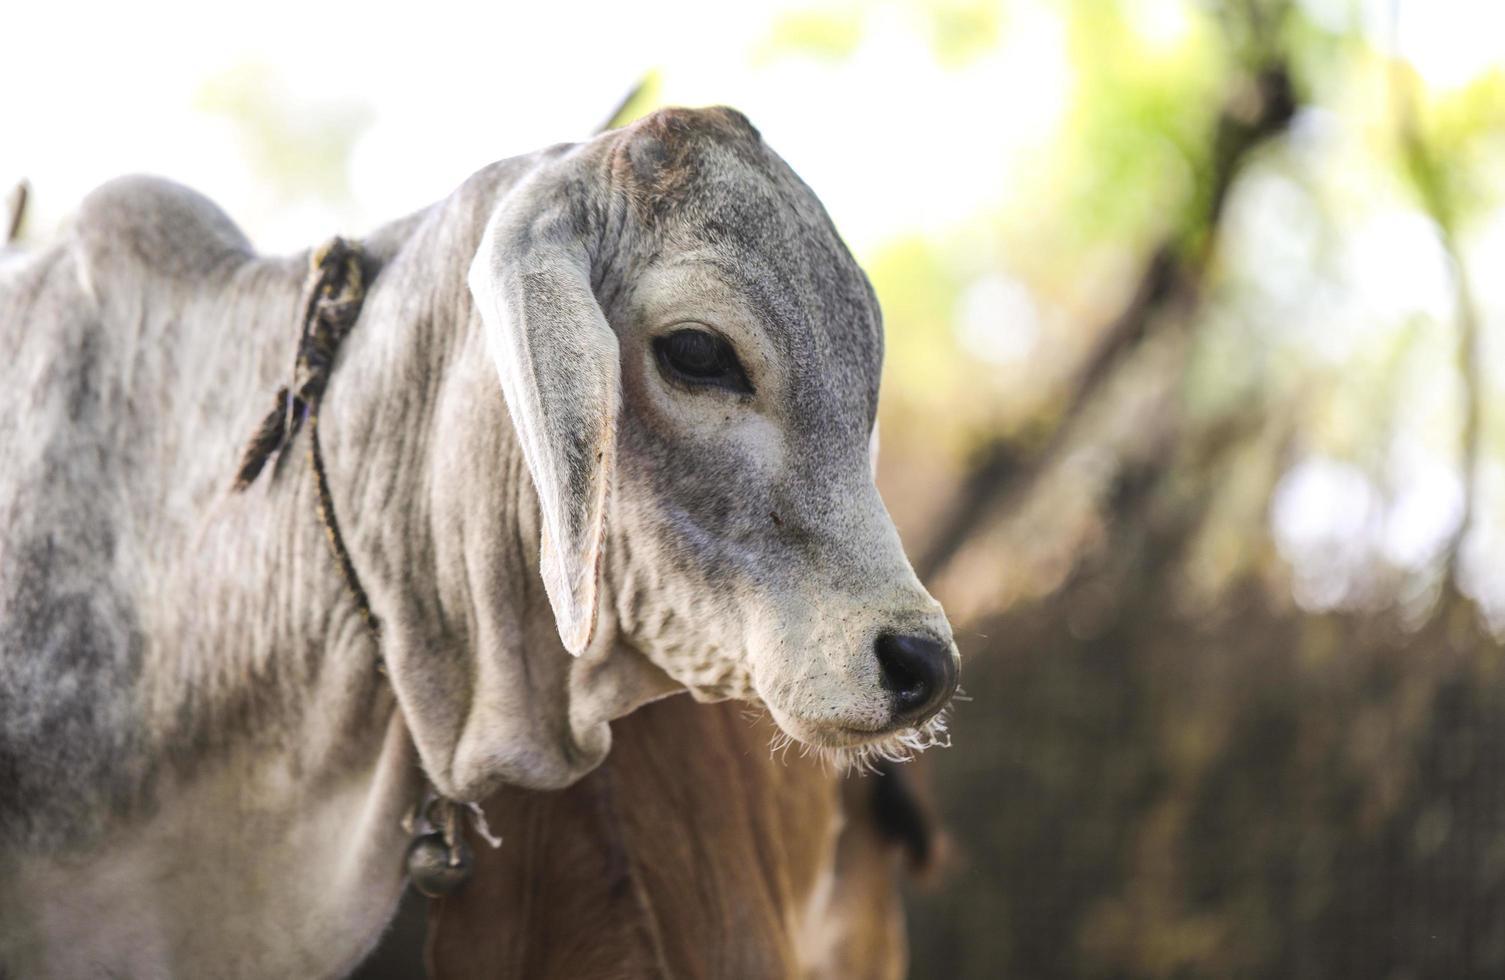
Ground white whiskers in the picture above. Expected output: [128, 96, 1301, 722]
[763, 709, 954, 773]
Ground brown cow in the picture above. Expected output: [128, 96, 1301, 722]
[417, 694, 938, 979]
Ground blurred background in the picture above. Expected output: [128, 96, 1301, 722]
[8, 0, 1505, 976]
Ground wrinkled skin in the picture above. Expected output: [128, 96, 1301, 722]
[473, 107, 958, 756]
[0, 107, 955, 976]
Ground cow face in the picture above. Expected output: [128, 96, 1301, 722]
[470, 107, 957, 764]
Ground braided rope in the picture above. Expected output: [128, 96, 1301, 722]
[231, 237, 495, 884]
[232, 237, 382, 649]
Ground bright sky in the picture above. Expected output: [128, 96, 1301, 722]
[2, 0, 1074, 255]
[5, 0, 1498, 252]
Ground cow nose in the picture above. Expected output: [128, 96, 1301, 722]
[875, 633, 958, 724]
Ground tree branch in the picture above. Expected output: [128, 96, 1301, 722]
[918, 64, 1296, 582]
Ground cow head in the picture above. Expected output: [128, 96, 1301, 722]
[466, 106, 957, 774]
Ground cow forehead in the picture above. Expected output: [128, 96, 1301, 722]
[616, 107, 884, 430]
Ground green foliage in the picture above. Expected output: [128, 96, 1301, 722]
[759, 8, 865, 63]
[1055, 0, 1227, 247]
[598, 72, 664, 132]
[925, 0, 1003, 67]
[194, 63, 371, 206]
[1409, 70, 1505, 228]
[868, 237, 967, 419]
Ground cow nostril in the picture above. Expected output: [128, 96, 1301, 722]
[875, 633, 958, 724]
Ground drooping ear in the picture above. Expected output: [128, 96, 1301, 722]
[468, 170, 619, 656]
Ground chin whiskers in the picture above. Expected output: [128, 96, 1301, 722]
[810, 709, 953, 774]
[767, 728, 796, 763]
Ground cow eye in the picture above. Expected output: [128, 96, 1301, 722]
[653, 328, 752, 394]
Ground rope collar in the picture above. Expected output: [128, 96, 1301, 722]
[232, 238, 497, 895]
[233, 237, 382, 648]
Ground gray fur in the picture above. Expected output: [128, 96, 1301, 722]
[0, 107, 955, 977]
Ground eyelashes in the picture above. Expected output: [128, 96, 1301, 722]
[653, 328, 754, 395]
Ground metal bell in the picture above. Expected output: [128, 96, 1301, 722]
[406, 831, 473, 897]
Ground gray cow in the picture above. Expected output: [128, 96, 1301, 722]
[0, 107, 958, 977]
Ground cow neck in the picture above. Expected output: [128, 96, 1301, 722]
[232, 237, 384, 651]
[230, 236, 497, 896]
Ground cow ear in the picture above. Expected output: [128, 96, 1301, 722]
[468, 172, 618, 656]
